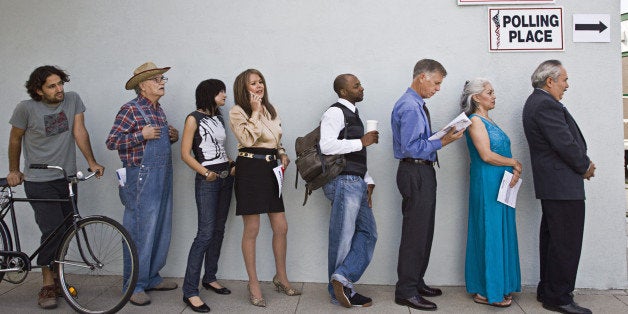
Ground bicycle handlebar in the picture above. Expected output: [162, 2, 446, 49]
[76, 170, 97, 181]
[28, 164, 97, 182]
[28, 163, 49, 169]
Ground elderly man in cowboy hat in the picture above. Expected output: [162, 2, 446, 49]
[106, 61, 179, 306]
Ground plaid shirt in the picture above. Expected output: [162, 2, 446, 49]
[106, 95, 169, 167]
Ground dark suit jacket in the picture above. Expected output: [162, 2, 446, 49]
[522, 88, 590, 200]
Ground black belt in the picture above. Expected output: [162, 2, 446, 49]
[401, 158, 434, 166]
[238, 152, 277, 162]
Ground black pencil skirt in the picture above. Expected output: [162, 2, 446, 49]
[234, 147, 285, 215]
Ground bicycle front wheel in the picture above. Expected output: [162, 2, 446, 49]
[0, 220, 12, 282]
[56, 216, 138, 314]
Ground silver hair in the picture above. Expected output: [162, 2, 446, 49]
[531, 59, 562, 88]
[460, 78, 491, 116]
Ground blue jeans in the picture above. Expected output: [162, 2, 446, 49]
[323, 175, 377, 297]
[182, 174, 233, 298]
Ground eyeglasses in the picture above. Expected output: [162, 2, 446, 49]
[148, 76, 168, 83]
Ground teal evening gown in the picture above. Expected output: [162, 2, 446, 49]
[464, 114, 521, 303]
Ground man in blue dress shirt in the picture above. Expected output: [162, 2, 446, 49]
[391, 59, 465, 311]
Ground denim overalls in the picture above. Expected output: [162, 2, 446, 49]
[121, 101, 173, 293]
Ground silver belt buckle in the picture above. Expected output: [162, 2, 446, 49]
[265, 155, 273, 162]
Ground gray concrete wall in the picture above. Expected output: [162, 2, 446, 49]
[0, 0, 625, 289]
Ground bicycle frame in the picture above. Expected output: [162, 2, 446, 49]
[0, 166, 102, 274]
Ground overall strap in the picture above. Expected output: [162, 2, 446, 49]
[132, 100, 154, 126]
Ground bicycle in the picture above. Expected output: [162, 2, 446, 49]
[0, 164, 139, 314]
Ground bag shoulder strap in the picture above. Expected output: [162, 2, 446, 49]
[294, 104, 348, 205]
[329, 103, 348, 140]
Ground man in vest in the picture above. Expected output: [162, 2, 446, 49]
[319, 73, 379, 308]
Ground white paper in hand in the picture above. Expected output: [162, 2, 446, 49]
[428, 112, 471, 140]
[497, 170, 522, 208]
[273, 165, 284, 197]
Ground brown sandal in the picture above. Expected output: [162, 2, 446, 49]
[473, 294, 512, 308]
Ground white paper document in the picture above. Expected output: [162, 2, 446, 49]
[428, 112, 472, 140]
[116, 168, 126, 187]
[273, 165, 284, 197]
[497, 171, 522, 208]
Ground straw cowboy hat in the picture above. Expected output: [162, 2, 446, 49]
[125, 62, 171, 90]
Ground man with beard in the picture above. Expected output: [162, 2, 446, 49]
[6, 65, 105, 309]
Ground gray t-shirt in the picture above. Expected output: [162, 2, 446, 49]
[9, 91, 86, 182]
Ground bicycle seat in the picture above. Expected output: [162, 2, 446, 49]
[0, 178, 7, 187]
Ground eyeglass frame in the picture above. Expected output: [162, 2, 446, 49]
[147, 76, 168, 84]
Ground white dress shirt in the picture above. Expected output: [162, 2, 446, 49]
[319, 98, 374, 185]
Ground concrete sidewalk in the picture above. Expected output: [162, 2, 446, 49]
[1, 277, 627, 313]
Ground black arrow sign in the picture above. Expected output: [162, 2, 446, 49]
[575, 21, 608, 33]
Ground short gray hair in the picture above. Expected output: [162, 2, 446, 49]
[413, 59, 447, 79]
[460, 78, 491, 116]
[531, 59, 562, 89]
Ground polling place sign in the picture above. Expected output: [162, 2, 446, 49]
[459, 0, 554, 4]
[489, 7, 564, 52]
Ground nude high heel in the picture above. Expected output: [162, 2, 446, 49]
[247, 284, 266, 307]
[272, 275, 301, 296]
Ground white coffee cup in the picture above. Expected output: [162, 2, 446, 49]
[366, 120, 378, 132]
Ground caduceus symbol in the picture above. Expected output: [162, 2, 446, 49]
[492, 10, 501, 48]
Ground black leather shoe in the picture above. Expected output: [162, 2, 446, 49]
[537, 292, 574, 303]
[183, 297, 211, 313]
[202, 282, 231, 295]
[349, 292, 373, 307]
[395, 295, 437, 311]
[542, 302, 591, 314]
[417, 286, 442, 297]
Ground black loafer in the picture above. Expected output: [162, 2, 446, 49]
[417, 286, 442, 297]
[538, 292, 574, 303]
[202, 282, 231, 295]
[395, 295, 437, 311]
[183, 297, 211, 313]
[542, 302, 591, 314]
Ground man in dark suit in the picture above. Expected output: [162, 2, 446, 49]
[522, 60, 595, 314]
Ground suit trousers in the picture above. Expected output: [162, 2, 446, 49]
[395, 161, 437, 298]
[538, 199, 585, 306]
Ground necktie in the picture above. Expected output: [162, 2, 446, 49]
[423, 104, 440, 167]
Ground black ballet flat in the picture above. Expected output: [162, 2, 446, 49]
[202, 282, 231, 295]
[183, 297, 210, 313]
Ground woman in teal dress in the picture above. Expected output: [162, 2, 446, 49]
[460, 78, 522, 307]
